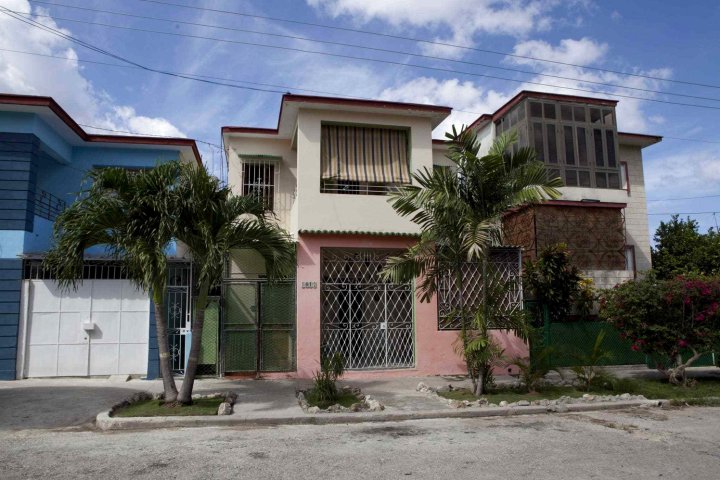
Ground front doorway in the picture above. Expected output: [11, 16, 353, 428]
[320, 248, 414, 369]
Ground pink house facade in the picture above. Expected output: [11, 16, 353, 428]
[220, 92, 656, 379]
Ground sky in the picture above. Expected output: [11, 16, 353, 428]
[0, 0, 719, 240]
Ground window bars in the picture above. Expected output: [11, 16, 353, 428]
[437, 248, 523, 331]
[320, 248, 414, 369]
[23, 259, 128, 280]
[241, 159, 277, 211]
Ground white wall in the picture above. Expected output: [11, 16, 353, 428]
[295, 109, 435, 234]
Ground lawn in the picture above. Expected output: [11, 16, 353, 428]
[304, 390, 361, 410]
[112, 397, 224, 417]
[437, 378, 720, 405]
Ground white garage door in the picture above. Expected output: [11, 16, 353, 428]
[23, 279, 150, 378]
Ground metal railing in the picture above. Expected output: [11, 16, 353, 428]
[34, 189, 66, 221]
[320, 180, 404, 196]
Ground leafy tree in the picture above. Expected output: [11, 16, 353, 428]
[600, 272, 720, 386]
[44, 164, 181, 401]
[523, 243, 586, 323]
[172, 163, 295, 404]
[382, 127, 562, 395]
[652, 215, 720, 279]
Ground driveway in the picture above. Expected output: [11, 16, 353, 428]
[0, 406, 719, 479]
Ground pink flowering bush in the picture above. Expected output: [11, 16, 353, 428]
[600, 272, 720, 385]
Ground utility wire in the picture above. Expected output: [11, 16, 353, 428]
[647, 194, 720, 202]
[0, 7, 287, 96]
[128, 0, 720, 91]
[5, 8, 720, 112]
[21, 1, 720, 104]
[647, 211, 719, 215]
[79, 123, 222, 149]
[3, 46, 720, 147]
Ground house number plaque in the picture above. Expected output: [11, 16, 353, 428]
[301, 281, 317, 289]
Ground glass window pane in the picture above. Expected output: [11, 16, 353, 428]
[561, 105, 573, 121]
[509, 108, 518, 127]
[608, 172, 620, 189]
[620, 163, 628, 190]
[577, 127, 588, 165]
[548, 168, 561, 181]
[573, 106, 586, 122]
[590, 108, 602, 124]
[565, 169, 578, 186]
[593, 129, 605, 167]
[518, 103, 525, 121]
[603, 109, 614, 126]
[518, 127, 528, 148]
[563, 126, 575, 165]
[605, 130, 617, 167]
[530, 101, 543, 118]
[578, 170, 591, 187]
[533, 122, 545, 162]
[543, 103, 556, 119]
[595, 171, 607, 188]
[546, 124, 558, 164]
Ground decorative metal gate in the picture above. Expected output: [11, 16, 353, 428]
[320, 248, 414, 369]
[166, 262, 192, 374]
[221, 280, 296, 374]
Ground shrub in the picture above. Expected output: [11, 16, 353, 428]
[312, 352, 345, 404]
[601, 273, 720, 385]
[569, 330, 615, 391]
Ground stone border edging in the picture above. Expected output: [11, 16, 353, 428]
[95, 399, 663, 431]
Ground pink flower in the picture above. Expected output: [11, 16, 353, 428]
[679, 340, 688, 348]
[696, 313, 705, 322]
[631, 344, 641, 352]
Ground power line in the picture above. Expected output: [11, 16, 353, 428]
[648, 211, 718, 216]
[4, 46, 720, 148]
[647, 194, 720, 202]
[6, 8, 720, 112]
[130, 0, 720, 91]
[0, 7, 287, 96]
[78, 123, 222, 149]
[22, 1, 720, 104]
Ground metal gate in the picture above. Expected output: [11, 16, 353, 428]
[166, 262, 192, 374]
[221, 280, 296, 373]
[320, 248, 414, 369]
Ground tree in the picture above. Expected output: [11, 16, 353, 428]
[172, 163, 296, 404]
[652, 215, 720, 279]
[523, 243, 585, 323]
[600, 272, 720, 385]
[382, 126, 562, 395]
[43, 164, 181, 401]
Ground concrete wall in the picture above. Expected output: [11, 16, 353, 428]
[0, 259, 22, 379]
[225, 136, 297, 235]
[294, 233, 527, 379]
[295, 109, 435, 235]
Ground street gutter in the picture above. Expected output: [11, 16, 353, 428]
[96, 399, 664, 431]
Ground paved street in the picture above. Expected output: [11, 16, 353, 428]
[1, 403, 720, 479]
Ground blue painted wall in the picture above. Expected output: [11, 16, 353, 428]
[146, 300, 159, 380]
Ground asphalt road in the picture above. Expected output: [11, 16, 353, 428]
[1, 406, 719, 479]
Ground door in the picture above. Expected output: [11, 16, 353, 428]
[24, 279, 150, 377]
[320, 248, 414, 369]
[221, 281, 296, 374]
[166, 263, 191, 374]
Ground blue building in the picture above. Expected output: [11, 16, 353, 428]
[0, 93, 200, 380]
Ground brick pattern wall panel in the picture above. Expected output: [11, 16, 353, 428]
[0, 259, 21, 379]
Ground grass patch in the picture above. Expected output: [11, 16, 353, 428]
[436, 378, 720, 405]
[112, 397, 224, 417]
[304, 389, 360, 410]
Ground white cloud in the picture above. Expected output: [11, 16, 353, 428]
[306, 0, 559, 59]
[379, 77, 511, 136]
[0, 1, 185, 137]
[645, 147, 720, 198]
[510, 37, 608, 67]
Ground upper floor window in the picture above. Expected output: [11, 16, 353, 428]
[241, 158, 276, 211]
[320, 124, 410, 195]
[518, 100, 621, 189]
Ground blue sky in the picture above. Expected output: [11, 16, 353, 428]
[1, 0, 719, 239]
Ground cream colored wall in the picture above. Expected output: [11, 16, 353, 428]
[476, 123, 494, 156]
[225, 136, 297, 235]
[295, 109, 435, 234]
[432, 146, 453, 167]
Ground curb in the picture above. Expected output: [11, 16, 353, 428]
[95, 399, 662, 431]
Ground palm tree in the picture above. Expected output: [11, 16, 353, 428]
[172, 163, 295, 404]
[382, 126, 562, 393]
[43, 164, 182, 402]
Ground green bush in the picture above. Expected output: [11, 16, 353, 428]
[312, 352, 345, 404]
[601, 273, 720, 385]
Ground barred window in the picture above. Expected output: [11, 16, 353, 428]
[242, 160, 276, 211]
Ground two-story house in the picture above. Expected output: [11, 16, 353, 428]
[0, 94, 200, 380]
[222, 92, 660, 379]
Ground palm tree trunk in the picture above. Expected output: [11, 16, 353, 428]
[177, 282, 210, 404]
[152, 290, 177, 402]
